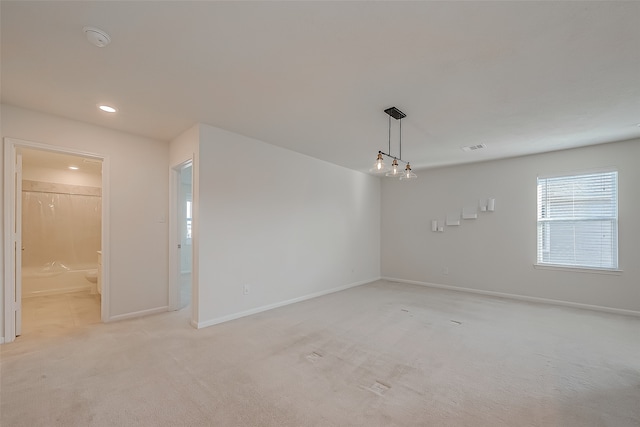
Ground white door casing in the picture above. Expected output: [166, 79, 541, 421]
[3, 138, 109, 343]
[15, 152, 22, 336]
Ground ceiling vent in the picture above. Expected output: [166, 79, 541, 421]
[461, 143, 487, 152]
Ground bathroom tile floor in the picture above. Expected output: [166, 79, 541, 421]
[20, 291, 101, 341]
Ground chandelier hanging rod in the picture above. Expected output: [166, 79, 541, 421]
[376, 150, 409, 165]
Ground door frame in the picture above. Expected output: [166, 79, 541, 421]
[168, 158, 195, 319]
[3, 138, 110, 343]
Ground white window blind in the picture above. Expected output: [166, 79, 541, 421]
[537, 171, 618, 270]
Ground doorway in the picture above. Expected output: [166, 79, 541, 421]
[3, 138, 108, 344]
[169, 160, 194, 317]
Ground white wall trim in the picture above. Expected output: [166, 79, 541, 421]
[194, 277, 379, 329]
[382, 276, 640, 318]
[107, 306, 169, 323]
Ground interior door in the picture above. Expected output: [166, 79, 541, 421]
[14, 152, 23, 336]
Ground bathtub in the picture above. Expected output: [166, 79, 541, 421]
[22, 262, 97, 298]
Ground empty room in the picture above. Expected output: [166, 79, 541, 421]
[1, 2, 639, 426]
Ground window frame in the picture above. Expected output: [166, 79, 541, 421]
[535, 169, 620, 273]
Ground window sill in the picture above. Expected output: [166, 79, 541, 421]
[534, 264, 622, 275]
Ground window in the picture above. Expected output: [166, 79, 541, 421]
[537, 170, 618, 270]
[186, 199, 192, 240]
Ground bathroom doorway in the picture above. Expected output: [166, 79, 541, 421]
[3, 139, 107, 343]
[20, 148, 102, 339]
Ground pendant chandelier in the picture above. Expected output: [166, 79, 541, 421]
[369, 107, 417, 180]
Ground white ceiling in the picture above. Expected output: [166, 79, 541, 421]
[2, 1, 639, 173]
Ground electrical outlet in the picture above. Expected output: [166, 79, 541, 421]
[243, 284, 250, 295]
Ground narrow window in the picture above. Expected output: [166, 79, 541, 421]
[186, 199, 192, 240]
[537, 171, 618, 270]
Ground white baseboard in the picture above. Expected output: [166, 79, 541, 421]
[195, 277, 378, 329]
[0, 337, 4, 344]
[382, 276, 640, 317]
[107, 305, 169, 322]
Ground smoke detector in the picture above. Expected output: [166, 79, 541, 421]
[83, 26, 111, 48]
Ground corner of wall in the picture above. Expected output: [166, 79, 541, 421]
[194, 124, 382, 326]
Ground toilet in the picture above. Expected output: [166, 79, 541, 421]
[85, 269, 99, 294]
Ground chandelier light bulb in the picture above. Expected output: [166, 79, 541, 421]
[386, 158, 403, 177]
[370, 152, 389, 174]
[399, 163, 417, 181]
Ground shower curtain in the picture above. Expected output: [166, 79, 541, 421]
[22, 181, 101, 270]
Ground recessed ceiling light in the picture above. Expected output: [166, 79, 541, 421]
[69, 166, 79, 170]
[98, 105, 117, 113]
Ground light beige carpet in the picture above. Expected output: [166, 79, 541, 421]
[1, 280, 639, 426]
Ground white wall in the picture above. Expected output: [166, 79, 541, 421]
[195, 123, 381, 326]
[1, 104, 170, 339]
[169, 124, 199, 168]
[381, 139, 640, 313]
